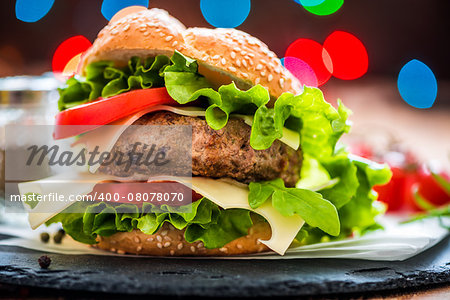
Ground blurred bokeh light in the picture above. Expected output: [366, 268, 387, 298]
[101, 0, 149, 21]
[398, 59, 437, 109]
[323, 31, 368, 80]
[52, 35, 92, 80]
[285, 38, 332, 86]
[200, 0, 251, 28]
[15, 0, 54, 22]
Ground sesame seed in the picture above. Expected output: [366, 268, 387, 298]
[159, 32, 165, 37]
[177, 235, 183, 241]
[246, 235, 251, 239]
[136, 246, 142, 252]
[197, 242, 204, 249]
[236, 59, 241, 67]
[117, 249, 125, 254]
[139, 26, 147, 32]
[110, 248, 116, 252]
[241, 51, 247, 55]
[236, 244, 243, 249]
[260, 59, 267, 64]
[146, 237, 154, 242]
[244, 55, 250, 60]
[260, 71, 266, 77]
[134, 237, 140, 243]
[248, 53, 255, 58]
[164, 242, 171, 248]
[190, 246, 196, 253]
[258, 246, 265, 252]
[143, 32, 150, 36]
[177, 243, 183, 250]
[168, 224, 175, 230]
[111, 29, 119, 35]
[219, 247, 228, 253]
[231, 52, 236, 59]
[164, 236, 172, 241]
[131, 15, 138, 20]
[269, 62, 275, 68]
[242, 73, 249, 78]
[242, 59, 248, 67]
[161, 230, 168, 236]
[155, 28, 161, 32]
[228, 66, 237, 72]
[255, 78, 261, 84]
[268, 74, 273, 82]
[256, 240, 262, 245]
[170, 250, 175, 256]
[123, 24, 130, 31]
[279, 78, 285, 88]
[172, 41, 178, 47]
[234, 47, 241, 52]
[275, 68, 281, 74]
[256, 64, 263, 70]
[156, 235, 162, 242]
[249, 59, 254, 66]
[165, 36, 173, 41]
[221, 58, 227, 65]
[157, 242, 163, 249]
[212, 55, 220, 60]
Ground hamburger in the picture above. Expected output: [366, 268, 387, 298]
[20, 8, 391, 256]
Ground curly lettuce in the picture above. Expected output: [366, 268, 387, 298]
[46, 198, 253, 249]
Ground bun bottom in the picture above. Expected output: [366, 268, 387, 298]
[93, 222, 271, 256]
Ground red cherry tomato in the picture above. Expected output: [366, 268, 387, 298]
[406, 166, 450, 211]
[374, 166, 417, 212]
[349, 143, 373, 159]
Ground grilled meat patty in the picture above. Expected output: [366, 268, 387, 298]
[97, 111, 302, 186]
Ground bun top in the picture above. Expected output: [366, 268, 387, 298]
[81, 8, 302, 98]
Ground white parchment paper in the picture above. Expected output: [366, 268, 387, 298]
[0, 215, 448, 261]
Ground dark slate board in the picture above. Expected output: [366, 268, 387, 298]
[0, 236, 449, 297]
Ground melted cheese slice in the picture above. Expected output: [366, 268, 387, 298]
[73, 106, 300, 173]
[19, 173, 304, 255]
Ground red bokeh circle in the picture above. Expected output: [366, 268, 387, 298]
[52, 35, 92, 78]
[323, 31, 368, 80]
[285, 38, 332, 86]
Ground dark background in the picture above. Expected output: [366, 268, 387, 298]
[0, 0, 449, 80]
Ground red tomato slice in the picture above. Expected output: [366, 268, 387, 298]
[54, 88, 177, 139]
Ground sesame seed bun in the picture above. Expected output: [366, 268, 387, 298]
[80, 8, 302, 98]
[93, 221, 271, 256]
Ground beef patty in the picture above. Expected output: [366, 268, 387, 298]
[97, 111, 302, 187]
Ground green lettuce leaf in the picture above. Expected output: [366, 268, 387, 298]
[58, 56, 170, 110]
[294, 154, 392, 244]
[185, 209, 253, 249]
[46, 198, 252, 249]
[248, 178, 340, 236]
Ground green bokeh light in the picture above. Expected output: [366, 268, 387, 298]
[303, 0, 344, 16]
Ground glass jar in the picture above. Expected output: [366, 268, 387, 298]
[0, 73, 60, 223]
